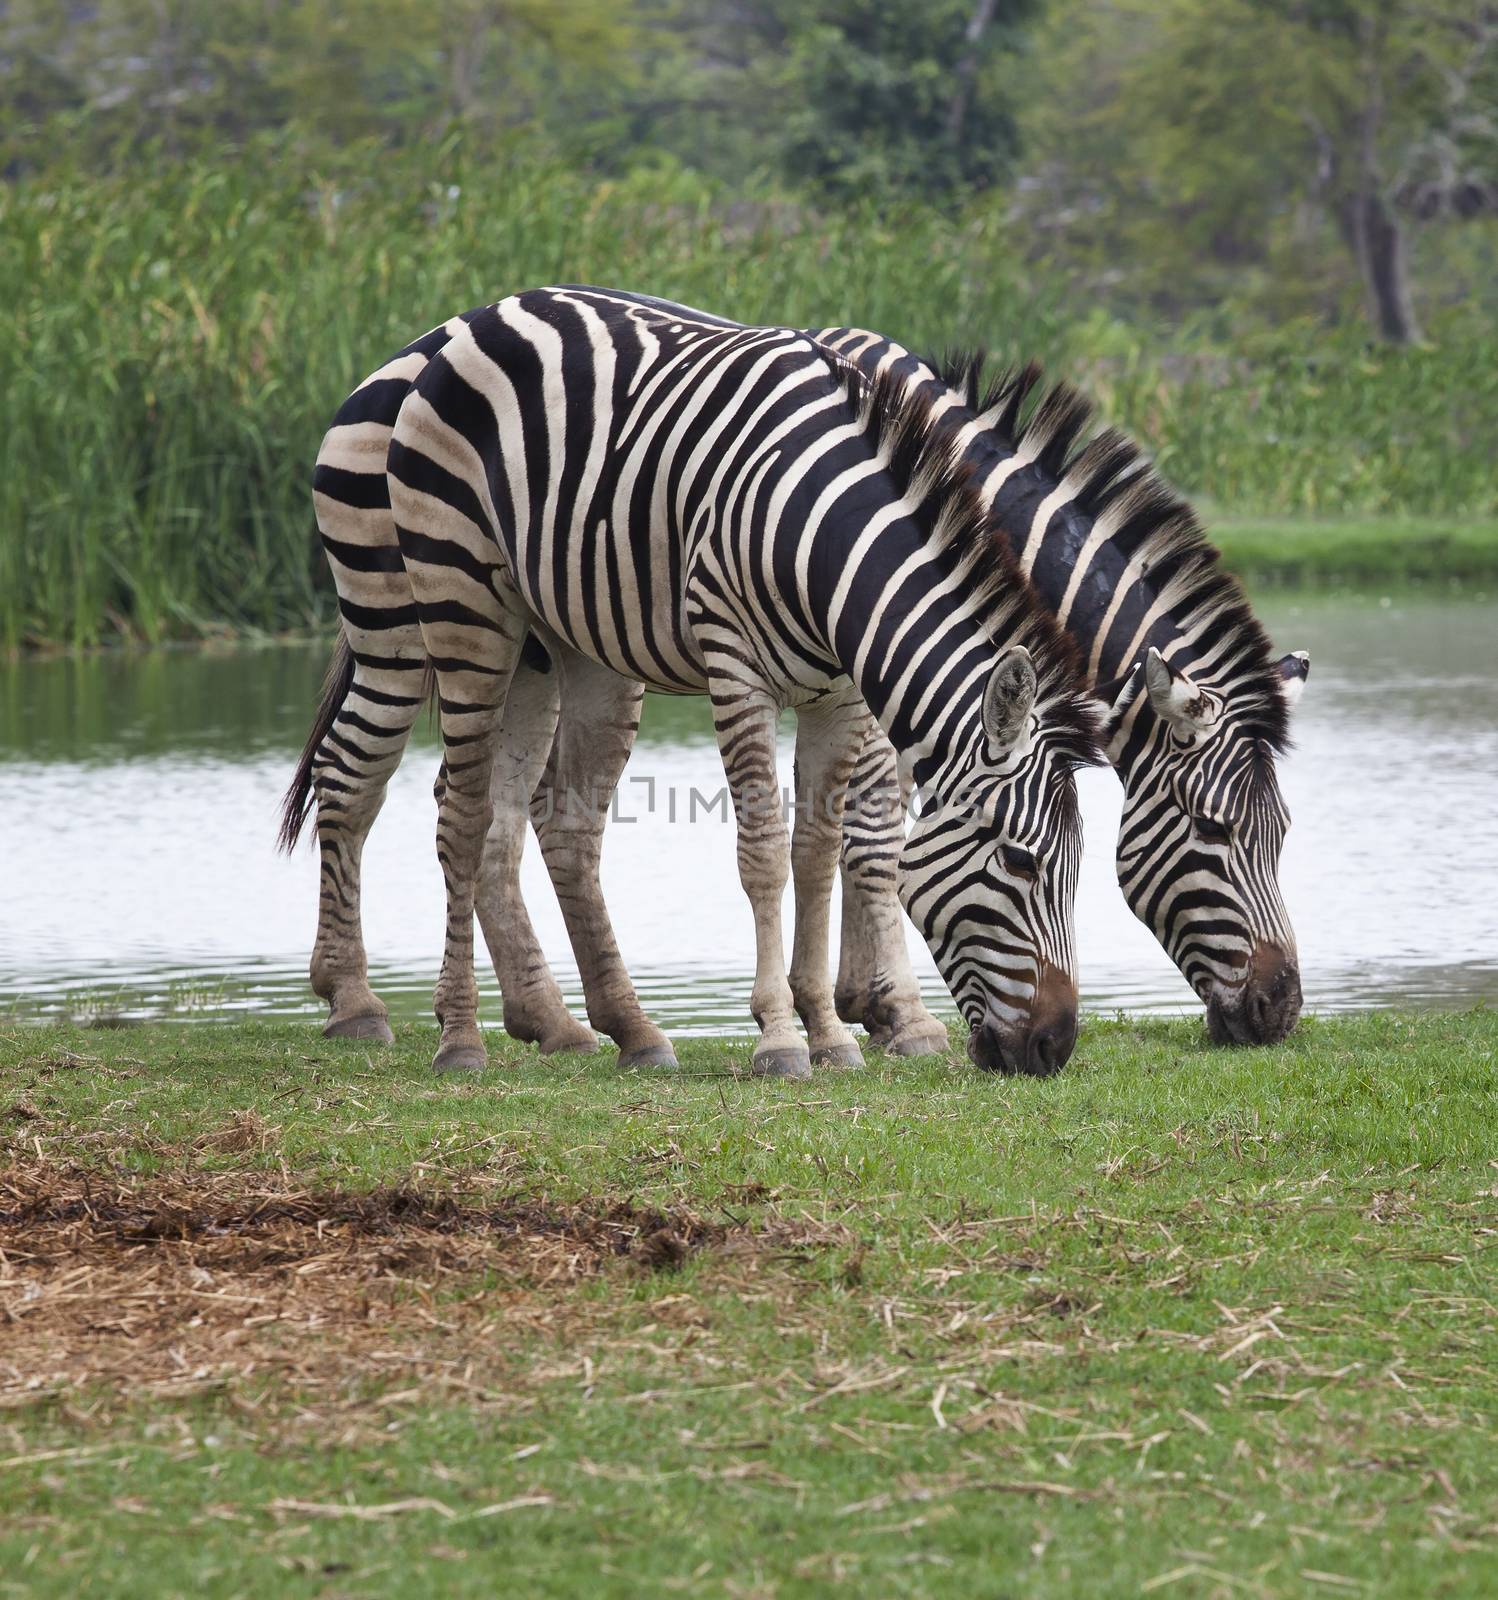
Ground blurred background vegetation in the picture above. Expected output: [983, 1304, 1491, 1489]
[2, 0, 1495, 649]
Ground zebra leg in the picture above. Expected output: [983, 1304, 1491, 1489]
[427, 633, 524, 1075]
[308, 642, 426, 1043]
[835, 721, 950, 1057]
[834, 869, 875, 1033]
[404, 557, 529, 1074]
[532, 647, 677, 1069]
[476, 647, 599, 1056]
[833, 716, 891, 1033]
[788, 691, 867, 1069]
[707, 668, 810, 1081]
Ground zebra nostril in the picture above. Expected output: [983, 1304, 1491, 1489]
[1028, 1029, 1061, 1076]
[971, 1023, 1035, 1074]
[968, 1024, 1006, 1072]
[1236, 955, 1303, 1045]
[1024, 1014, 1076, 1077]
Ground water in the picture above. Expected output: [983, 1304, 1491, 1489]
[2, 594, 1495, 1034]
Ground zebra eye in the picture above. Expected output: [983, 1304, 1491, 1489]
[1194, 815, 1232, 843]
[1000, 843, 1039, 879]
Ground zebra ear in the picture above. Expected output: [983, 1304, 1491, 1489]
[1093, 668, 1136, 731]
[982, 645, 1037, 754]
[1278, 650, 1310, 709]
[1143, 646, 1217, 735]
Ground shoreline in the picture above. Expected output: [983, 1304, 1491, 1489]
[8, 516, 1496, 658]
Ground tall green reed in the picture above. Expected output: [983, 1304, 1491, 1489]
[0, 139, 1066, 650]
[1, 136, 1493, 651]
[1079, 319, 1498, 520]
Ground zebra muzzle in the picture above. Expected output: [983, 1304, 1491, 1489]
[1206, 942, 1302, 1046]
[968, 963, 1079, 1077]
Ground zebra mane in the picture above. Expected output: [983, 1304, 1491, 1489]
[829, 355, 1104, 770]
[933, 352, 1292, 754]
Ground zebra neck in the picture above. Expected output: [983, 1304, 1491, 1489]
[808, 333, 1196, 693]
[982, 464, 1182, 690]
[807, 525, 996, 794]
[805, 331, 1277, 767]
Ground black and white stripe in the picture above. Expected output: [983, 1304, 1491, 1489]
[361, 286, 1100, 1073]
[811, 330, 1310, 1043]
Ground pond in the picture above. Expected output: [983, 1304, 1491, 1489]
[2, 593, 1495, 1036]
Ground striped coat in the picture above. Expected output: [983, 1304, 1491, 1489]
[285, 287, 1101, 1077]
[811, 330, 1309, 1043]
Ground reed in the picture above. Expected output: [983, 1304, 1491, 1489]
[3, 137, 1494, 649]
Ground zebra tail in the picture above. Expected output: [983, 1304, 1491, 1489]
[277, 630, 354, 853]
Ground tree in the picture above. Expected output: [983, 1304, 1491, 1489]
[624, 0, 1041, 203]
[1320, 2, 1498, 341]
[1018, 0, 1498, 342]
[773, 0, 1040, 200]
[0, 0, 645, 166]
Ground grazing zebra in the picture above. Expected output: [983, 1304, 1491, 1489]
[286, 286, 1102, 1077]
[462, 329, 1311, 1049]
[285, 308, 945, 1068]
[808, 330, 1310, 1045]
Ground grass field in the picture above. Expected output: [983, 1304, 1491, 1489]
[2, 1013, 1495, 1597]
[1212, 518, 1498, 589]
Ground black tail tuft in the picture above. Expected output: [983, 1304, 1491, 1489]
[278, 632, 354, 853]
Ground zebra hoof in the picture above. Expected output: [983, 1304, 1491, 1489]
[812, 1041, 864, 1069]
[537, 1025, 599, 1056]
[323, 1013, 395, 1044]
[749, 1047, 813, 1081]
[884, 1024, 950, 1059]
[618, 1043, 679, 1070]
[432, 1040, 488, 1074]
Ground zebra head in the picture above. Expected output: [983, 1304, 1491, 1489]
[898, 645, 1095, 1077]
[1109, 646, 1310, 1044]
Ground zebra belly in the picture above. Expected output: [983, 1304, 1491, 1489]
[496, 509, 712, 699]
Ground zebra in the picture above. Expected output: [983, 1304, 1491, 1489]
[446, 329, 1311, 1048]
[285, 299, 1307, 1061]
[807, 331, 1310, 1045]
[284, 286, 1102, 1078]
[284, 308, 947, 1069]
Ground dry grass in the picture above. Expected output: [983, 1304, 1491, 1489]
[0, 1152, 842, 1409]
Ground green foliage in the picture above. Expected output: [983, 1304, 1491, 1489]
[1076, 315, 1498, 517]
[0, 139, 1060, 651]
[0, 0, 1038, 205]
[0, 0, 643, 169]
[1017, 0, 1498, 332]
[726, 0, 1039, 201]
[5, 0, 1495, 334]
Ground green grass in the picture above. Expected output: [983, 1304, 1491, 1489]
[2, 1013, 1495, 1597]
[4, 135, 1497, 651]
[1214, 517, 1498, 588]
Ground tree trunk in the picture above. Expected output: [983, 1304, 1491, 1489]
[1342, 190, 1421, 345]
[1338, 9, 1421, 345]
[947, 0, 1000, 144]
